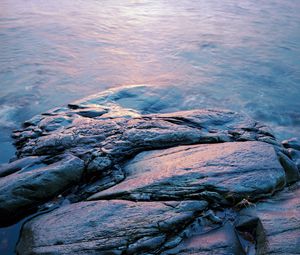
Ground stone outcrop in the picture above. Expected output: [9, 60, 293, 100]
[89, 141, 285, 203]
[0, 85, 299, 254]
[0, 154, 84, 221]
[17, 200, 208, 255]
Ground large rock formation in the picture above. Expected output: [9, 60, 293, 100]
[17, 200, 208, 255]
[0, 85, 299, 254]
[88, 141, 285, 202]
[0, 154, 84, 221]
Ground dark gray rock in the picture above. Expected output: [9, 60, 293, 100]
[288, 148, 300, 170]
[86, 154, 112, 175]
[0, 154, 84, 221]
[277, 151, 300, 184]
[17, 200, 207, 255]
[12, 86, 278, 161]
[0, 156, 45, 177]
[7, 98, 272, 224]
[234, 213, 267, 254]
[74, 107, 108, 118]
[89, 141, 286, 203]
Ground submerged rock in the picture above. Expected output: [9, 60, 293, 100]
[0, 85, 299, 254]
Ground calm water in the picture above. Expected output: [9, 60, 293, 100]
[0, 1, 300, 253]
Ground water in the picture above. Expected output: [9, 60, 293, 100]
[0, 0, 299, 253]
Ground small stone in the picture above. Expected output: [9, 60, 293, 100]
[87, 156, 112, 175]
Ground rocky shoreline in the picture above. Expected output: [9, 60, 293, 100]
[0, 85, 299, 254]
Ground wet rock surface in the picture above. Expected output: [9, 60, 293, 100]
[17, 200, 208, 255]
[0, 85, 299, 254]
[0, 154, 84, 222]
[89, 141, 285, 202]
[239, 183, 300, 254]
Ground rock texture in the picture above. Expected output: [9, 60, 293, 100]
[89, 141, 285, 202]
[0, 154, 84, 221]
[0, 85, 299, 254]
[17, 200, 208, 255]
[239, 182, 300, 254]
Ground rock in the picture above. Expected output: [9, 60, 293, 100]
[277, 152, 300, 184]
[1, 85, 299, 254]
[235, 214, 267, 254]
[288, 148, 300, 170]
[162, 222, 242, 255]
[239, 183, 300, 254]
[17, 200, 207, 255]
[86, 155, 112, 175]
[0, 154, 84, 222]
[12, 86, 276, 162]
[14, 108, 263, 160]
[6, 92, 277, 223]
[89, 141, 286, 203]
[282, 137, 300, 151]
[77, 167, 125, 199]
[0, 156, 45, 177]
[38, 115, 73, 132]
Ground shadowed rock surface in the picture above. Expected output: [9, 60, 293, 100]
[0, 85, 299, 254]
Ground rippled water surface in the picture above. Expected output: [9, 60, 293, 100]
[1, 0, 300, 155]
[0, 0, 300, 162]
[0, 0, 300, 253]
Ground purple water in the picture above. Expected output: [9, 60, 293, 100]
[0, 1, 300, 254]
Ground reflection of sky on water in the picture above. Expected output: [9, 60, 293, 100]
[0, 1, 300, 253]
[0, 0, 300, 157]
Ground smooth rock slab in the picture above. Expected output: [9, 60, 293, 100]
[0, 154, 84, 222]
[17, 200, 207, 255]
[89, 141, 286, 203]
